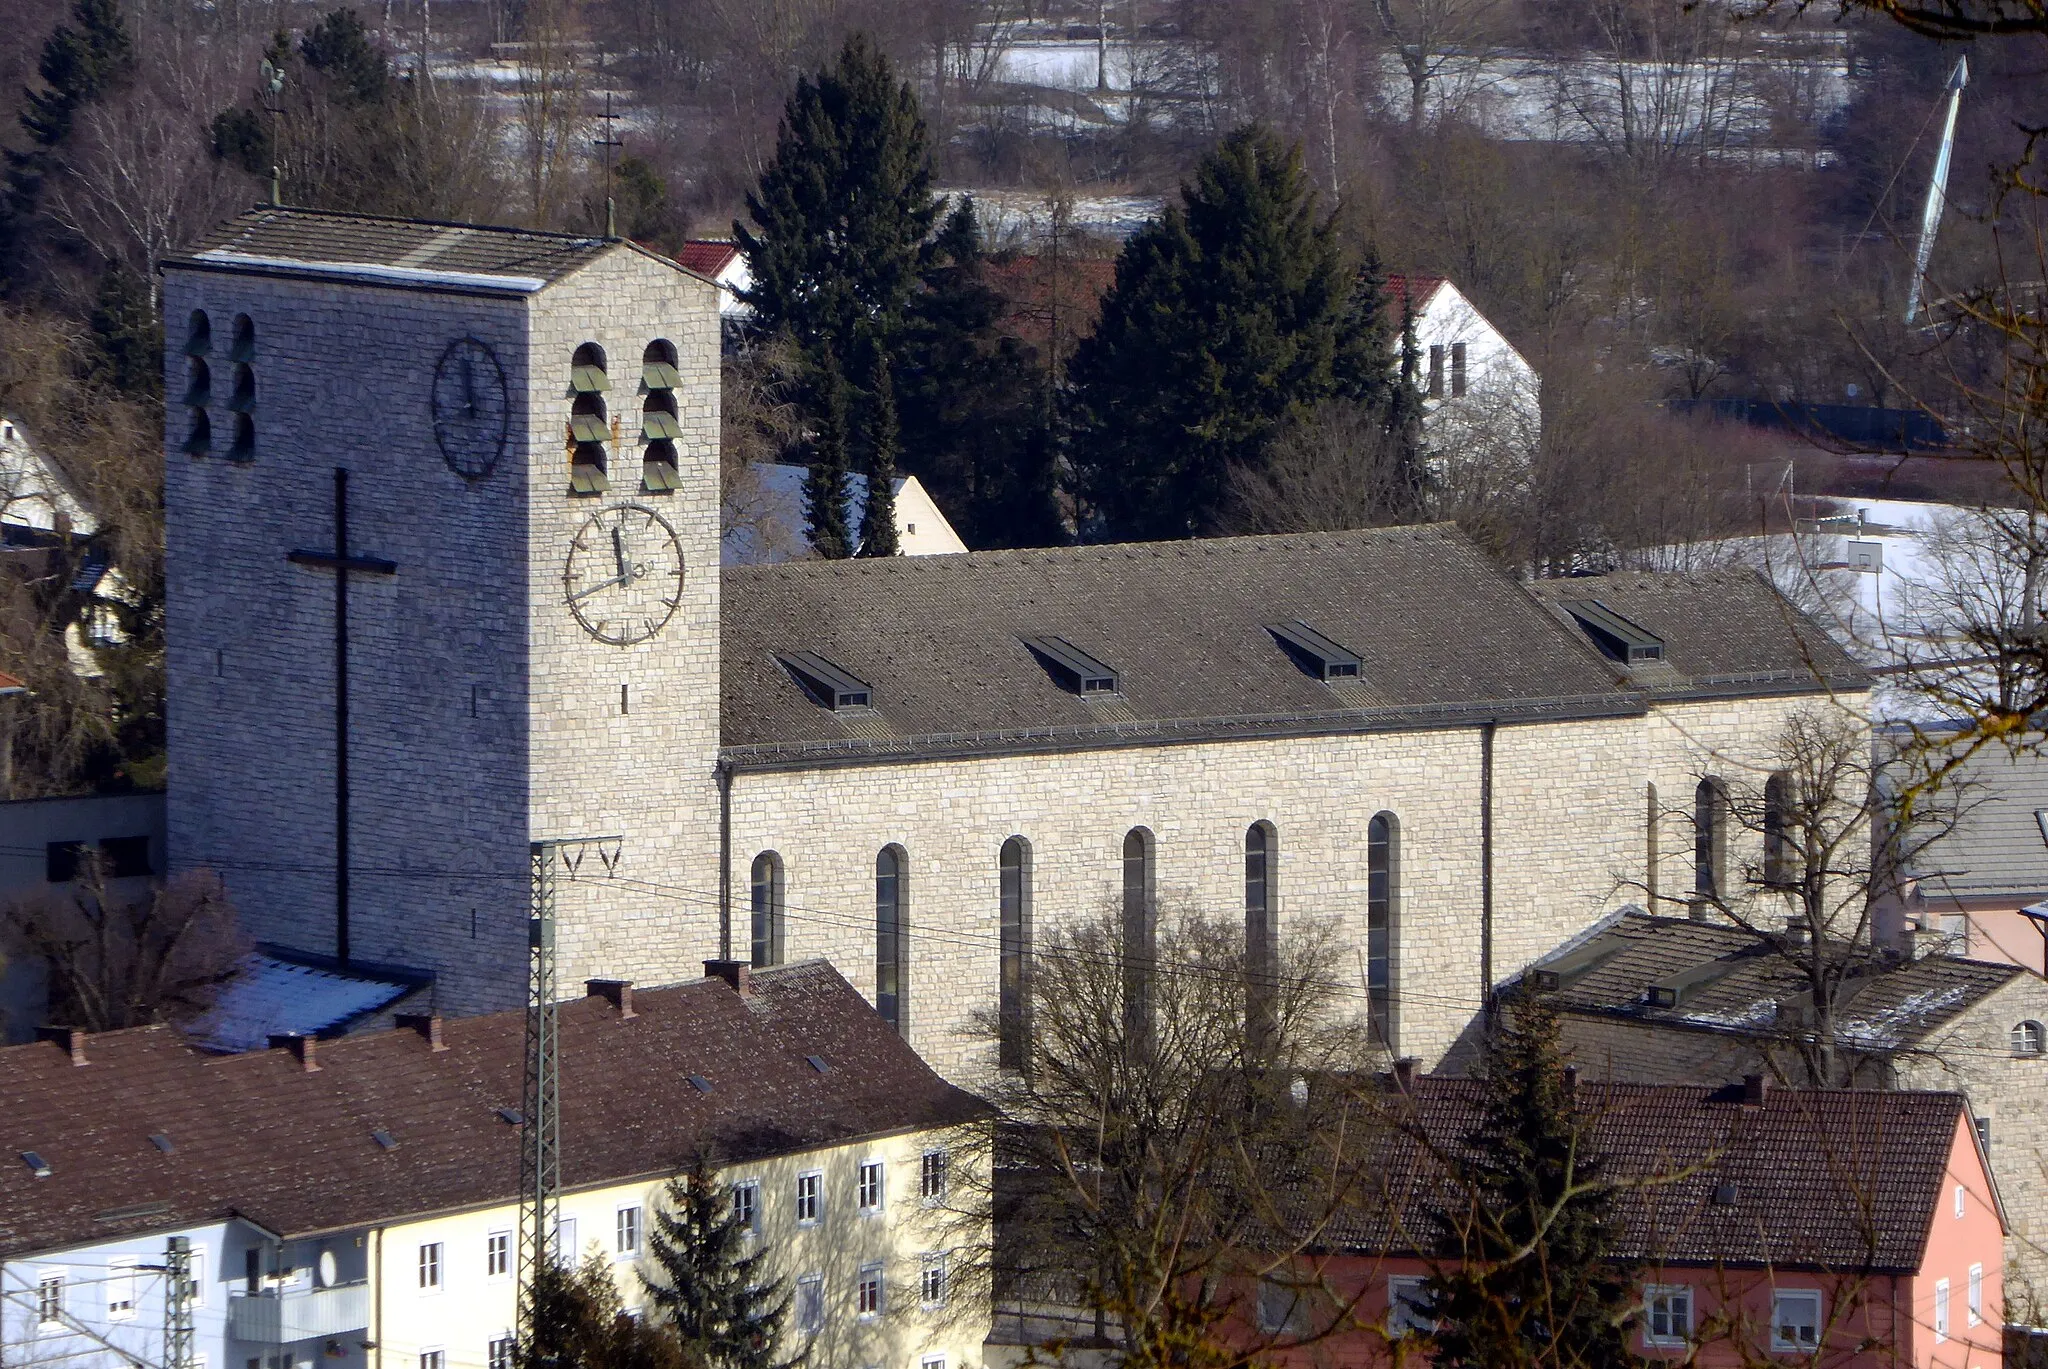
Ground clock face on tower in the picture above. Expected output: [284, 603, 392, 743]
[564, 503, 686, 645]
[430, 336, 510, 479]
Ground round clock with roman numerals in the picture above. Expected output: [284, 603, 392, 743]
[563, 503, 685, 645]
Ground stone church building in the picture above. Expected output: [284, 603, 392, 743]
[160, 207, 1869, 1083]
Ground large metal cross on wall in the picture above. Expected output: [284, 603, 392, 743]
[287, 468, 396, 965]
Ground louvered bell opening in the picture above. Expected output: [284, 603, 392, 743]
[642, 439, 679, 493]
[182, 361, 211, 408]
[227, 367, 256, 414]
[569, 413, 609, 444]
[226, 414, 255, 463]
[641, 410, 683, 441]
[228, 317, 256, 362]
[182, 412, 211, 455]
[570, 456, 610, 495]
[570, 364, 609, 394]
[642, 361, 681, 390]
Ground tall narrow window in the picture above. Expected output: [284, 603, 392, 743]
[998, 837, 1032, 1071]
[229, 313, 256, 361]
[1123, 827, 1156, 1050]
[750, 852, 785, 967]
[1763, 771, 1793, 886]
[876, 845, 907, 1036]
[1368, 813, 1398, 1049]
[1645, 781, 1660, 903]
[569, 343, 610, 493]
[1245, 823, 1278, 1045]
[1695, 778, 1728, 907]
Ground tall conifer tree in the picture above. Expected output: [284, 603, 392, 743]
[2, 0, 134, 277]
[802, 348, 853, 559]
[643, 1158, 796, 1369]
[858, 347, 901, 556]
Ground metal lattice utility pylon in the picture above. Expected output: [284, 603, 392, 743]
[516, 841, 562, 1349]
[164, 1237, 195, 1369]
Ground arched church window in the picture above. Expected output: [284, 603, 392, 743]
[229, 313, 256, 361]
[1695, 777, 1729, 907]
[183, 358, 211, 408]
[1367, 812, 1398, 1049]
[1245, 822, 1278, 1045]
[228, 364, 256, 413]
[999, 836, 1032, 1071]
[569, 392, 609, 495]
[183, 310, 210, 356]
[227, 412, 255, 463]
[876, 845, 907, 1037]
[641, 338, 680, 390]
[1123, 827, 1156, 1050]
[641, 394, 681, 493]
[2013, 1020, 2044, 1057]
[1764, 772, 1793, 886]
[182, 408, 212, 457]
[571, 342, 609, 391]
[750, 852, 784, 968]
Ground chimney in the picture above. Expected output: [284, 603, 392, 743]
[586, 979, 636, 1018]
[396, 1014, 446, 1051]
[269, 1033, 320, 1072]
[1562, 1064, 1580, 1098]
[1783, 916, 1810, 948]
[703, 960, 751, 995]
[1742, 1073, 1768, 1106]
[37, 1026, 86, 1066]
[1391, 1056, 1418, 1093]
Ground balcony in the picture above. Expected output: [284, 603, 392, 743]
[228, 1284, 371, 1344]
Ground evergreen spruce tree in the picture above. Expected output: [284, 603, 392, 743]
[2, 0, 134, 275]
[1421, 994, 1641, 1369]
[522, 1250, 688, 1369]
[87, 268, 163, 399]
[643, 1157, 796, 1369]
[802, 349, 853, 560]
[1067, 124, 1367, 542]
[858, 348, 901, 557]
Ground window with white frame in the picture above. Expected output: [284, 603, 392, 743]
[107, 1256, 138, 1320]
[487, 1231, 511, 1279]
[1955, 1185, 1966, 1219]
[796, 1274, 823, 1333]
[920, 1356, 946, 1369]
[418, 1243, 442, 1290]
[920, 1253, 947, 1308]
[420, 1350, 444, 1369]
[1771, 1289, 1821, 1350]
[1969, 1264, 1983, 1326]
[856, 1263, 883, 1319]
[1643, 1285, 1691, 1347]
[858, 1160, 884, 1213]
[551, 1218, 578, 1263]
[1935, 1278, 1950, 1342]
[732, 1181, 759, 1235]
[189, 1248, 207, 1307]
[488, 1338, 515, 1369]
[37, 1273, 63, 1331]
[920, 1150, 947, 1203]
[796, 1171, 821, 1226]
[1387, 1276, 1434, 1336]
[616, 1206, 642, 1255]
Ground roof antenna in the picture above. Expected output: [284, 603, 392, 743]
[260, 57, 286, 206]
[594, 87, 622, 240]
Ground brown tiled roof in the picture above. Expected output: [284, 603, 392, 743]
[168, 207, 643, 289]
[1332, 1077, 1975, 1272]
[719, 525, 1859, 768]
[0, 667, 23, 693]
[0, 961, 988, 1258]
[1531, 912, 2017, 1051]
[1528, 568, 1871, 697]
[675, 240, 741, 277]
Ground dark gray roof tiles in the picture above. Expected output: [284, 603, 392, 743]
[1899, 743, 2048, 902]
[720, 526, 1867, 766]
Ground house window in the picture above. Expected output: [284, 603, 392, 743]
[550, 1218, 577, 1264]
[420, 1351, 444, 1369]
[1694, 778, 1729, 904]
[1977, 1115, 1993, 1154]
[876, 845, 907, 1036]
[418, 1243, 442, 1290]
[796, 1274, 823, 1334]
[487, 1231, 510, 1278]
[920, 1253, 947, 1308]
[1770, 1289, 1821, 1350]
[1123, 827, 1157, 1047]
[858, 1160, 884, 1213]
[856, 1263, 883, 1319]
[616, 1205, 641, 1254]
[999, 836, 1032, 1071]
[2013, 1021, 2044, 1055]
[732, 1181, 760, 1234]
[1955, 1184, 1966, 1218]
[750, 852, 784, 967]
[1969, 1264, 1983, 1326]
[921, 1357, 946, 1369]
[1387, 1276, 1434, 1336]
[1245, 823, 1278, 1043]
[1428, 344, 1445, 398]
[1763, 772, 1793, 885]
[1935, 1277, 1950, 1342]
[920, 1150, 947, 1203]
[1367, 812, 1399, 1049]
[1450, 341, 1468, 397]
[37, 1273, 62, 1331]
[1255, 1278, 1304, 1335]
[107, 1257, 137, 1320]
[796, 1171, 821, 1226]
[1643, 1284, 1691, 1347]
[488, 1337, 515, 1369]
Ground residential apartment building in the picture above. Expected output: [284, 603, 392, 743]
[0, 961, 991, 1369]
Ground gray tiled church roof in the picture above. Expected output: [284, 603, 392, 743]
[1899, 743, 2048, 902]
[719, 524, 1866, 767]
[169, 206, 628, 289]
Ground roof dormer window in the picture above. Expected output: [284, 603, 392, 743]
[1267, 620, 1361, 681]
[1022, 635, 1118, 694]
[1559, 599, 1664, 664]
[778, 651, 873, 710]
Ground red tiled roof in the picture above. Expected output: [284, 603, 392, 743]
[1383, 273, 1446, 309]
[676, 240, 741, 278]
[0, 961, 989, 1257]
[0, 668, 24, 693]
